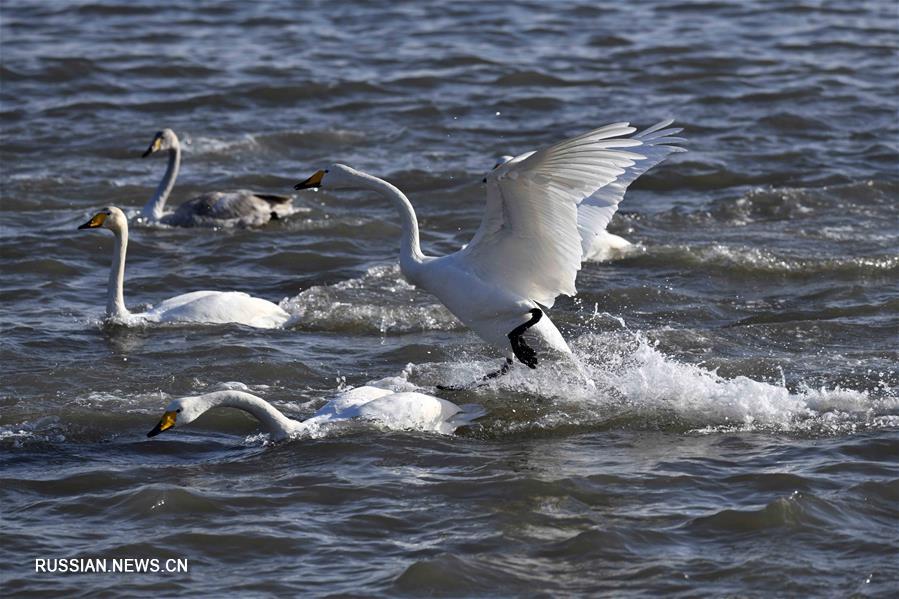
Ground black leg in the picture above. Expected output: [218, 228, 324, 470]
[436, 358, 514, 391]
[483, 357, 513, 380]
[508, 308, 542, 369]
[436, 308, 543, 390]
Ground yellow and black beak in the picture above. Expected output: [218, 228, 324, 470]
[78, 212, 107, 230]
[147, 411, 178, 438]
[294, 170, 325, 190]
[142, 135, 163, 158]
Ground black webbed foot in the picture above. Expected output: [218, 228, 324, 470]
[510, 336, 538, 369]
[508, 308, 542, 369]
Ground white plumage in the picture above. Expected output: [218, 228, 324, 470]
[78, 206, 290, 328]
[465, 121, 647, 306]
[494, 120, 685, 263]
[302, 385, 471, 435]
[295, 121, 684, 371]
[146, 386, 479, 440]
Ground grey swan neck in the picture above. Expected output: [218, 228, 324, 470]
[141, 142, 181, 221]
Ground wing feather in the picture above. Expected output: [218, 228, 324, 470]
[577, 121, 686, 255]
[459, 121, 684, 307]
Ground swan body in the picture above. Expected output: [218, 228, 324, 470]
[140, 290, 290, 329]
[295, 167, 570, 368]
[411, 251, 572, 354]
[303, 385, 471, 435]
[140, 129, 293, 227]
[147, 386, 477, 440]
[78, 206, 290, 328]
[295, 121, 684, 370]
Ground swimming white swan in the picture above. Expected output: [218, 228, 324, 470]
[140, 128, 294, 227]
[78, 206, 290, 328]
[493, 120, 685, 262]
[295, 121, 684, 376]
[146, 386, 477, 440]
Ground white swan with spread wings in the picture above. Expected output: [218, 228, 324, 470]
[295, 121, 684, 378]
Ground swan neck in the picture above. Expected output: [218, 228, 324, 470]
[107, 227, 129, 319]
[215, 392, 298, 436]
[141, 144, 180, 220]
[355, 172, 424, 272]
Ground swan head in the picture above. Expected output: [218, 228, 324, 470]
[147, 395, 207, 437]
[294, 163, 362, 190]
[142, 128, 179, 158]
[78, 206, 127, 233]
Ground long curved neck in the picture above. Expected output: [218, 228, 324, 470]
[350, 170, 425, 274]
[107, 227, 129, 319]
[206, 391, 299, 438]
[141, 143, 180, 220]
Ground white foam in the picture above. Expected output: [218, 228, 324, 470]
[406, 327, 898, 436]
[647, 243, 898, 275]
[280, 264, 460, 334]
[0, 416, 66, 445]
[181, 133, 260, 156]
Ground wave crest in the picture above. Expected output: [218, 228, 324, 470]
[281, 264, 461, 334]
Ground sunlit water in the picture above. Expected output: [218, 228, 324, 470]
[1, 0, 897, 595]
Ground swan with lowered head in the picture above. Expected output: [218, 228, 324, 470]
[140, 128, 294, 227]
[295, 121, 684, 378]
[147, 386, 479, 440]
[78, 206, 290, 328]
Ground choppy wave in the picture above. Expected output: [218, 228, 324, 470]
[281, 264, 461, 334]
[181, 129, 370, 158]
[3, 0, 899, 594]
[4, 323, 894, 449]
[629, 244, 898, 278]
[679, 180, 897, 226]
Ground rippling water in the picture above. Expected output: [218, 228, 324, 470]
[2, 0, 898, 595]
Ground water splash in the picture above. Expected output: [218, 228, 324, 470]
[404, 326, 898, 436]
[281, 264, 460, 334]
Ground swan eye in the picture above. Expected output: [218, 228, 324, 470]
[482, 177, 487, 183]
[176, 408, 182, 413]
[324, 169, 329, 174]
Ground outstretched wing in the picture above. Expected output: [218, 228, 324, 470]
[576, 120, 685, 256]
[458, 122, 680, 308]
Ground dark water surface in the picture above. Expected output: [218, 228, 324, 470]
[2, 1, 898, 596]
